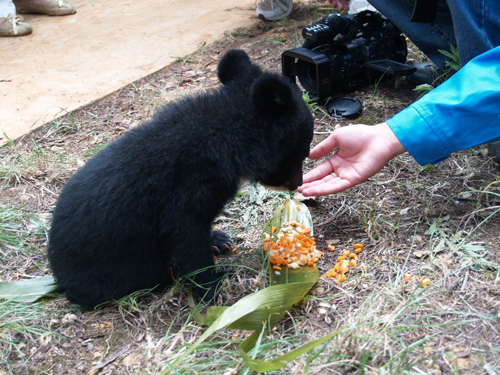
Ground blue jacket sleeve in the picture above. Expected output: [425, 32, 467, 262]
[386, 46, 500, 165]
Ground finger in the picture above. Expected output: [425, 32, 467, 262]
[309, 132, 339, 160]
[299, 174, 337, 191]
[301, 177, 353, 196]
[302, 159, 335, 184]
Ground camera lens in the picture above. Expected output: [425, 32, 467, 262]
[297, 60, 318, 95]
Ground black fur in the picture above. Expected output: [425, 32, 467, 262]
[47, 50, 314, 308]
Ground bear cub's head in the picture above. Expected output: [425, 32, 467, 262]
[217, 49, 314, 191]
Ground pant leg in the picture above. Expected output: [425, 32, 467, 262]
[446, 0, 500, 66]
[368, 0, 500, 68]
[0, 0, 17, 18]
[367, 0, 455, 69]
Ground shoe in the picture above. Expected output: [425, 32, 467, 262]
[488, 140, 500, 163]
[256, 0, 293, 21]
[407, 61, 442, 86]
[14, 0, 76, 16]
[0, 14, 32, 37]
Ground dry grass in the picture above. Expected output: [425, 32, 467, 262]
[1, 2, 499, 374]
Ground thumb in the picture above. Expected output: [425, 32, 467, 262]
[309, 131, 339, 160]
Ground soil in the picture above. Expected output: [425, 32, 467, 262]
[1, 2, 499, 375]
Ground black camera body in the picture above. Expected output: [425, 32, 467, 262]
[282, 11, 415, 102]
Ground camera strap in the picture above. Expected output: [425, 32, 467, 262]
[410, 0, 439, 23]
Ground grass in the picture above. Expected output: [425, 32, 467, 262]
[0, 206, 50, 275]
[1, 2, 499, 374]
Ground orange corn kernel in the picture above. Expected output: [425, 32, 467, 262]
[340, 260, 350, 274]
[353, 244, 364, 250]
[271, 226, 278, 233]
[328, 245, 336, 252]
[273, 265, 282, 271]
[374, 255, 380, 262]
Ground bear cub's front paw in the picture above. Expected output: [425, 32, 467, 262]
[210, 230, 234, 255]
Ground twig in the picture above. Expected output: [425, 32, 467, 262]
[88, 344, 130, 375]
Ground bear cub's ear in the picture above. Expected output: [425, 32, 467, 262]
[251, 73, 296, 117]
[217, 49, 255, 85]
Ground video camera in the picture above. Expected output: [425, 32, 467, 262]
[282, 11, 416, 116]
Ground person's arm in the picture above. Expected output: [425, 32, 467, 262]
[299, 46, 500, 197]
[387, 45, 500, 165]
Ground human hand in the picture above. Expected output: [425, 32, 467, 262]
[327, 0, 350, 11]
[298, 122, 406, 196]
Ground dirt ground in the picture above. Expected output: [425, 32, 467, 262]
[1, 2, 499, 375]
[0, 0, 257, 145]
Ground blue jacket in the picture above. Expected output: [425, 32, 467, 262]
[387, 46, 500, 165]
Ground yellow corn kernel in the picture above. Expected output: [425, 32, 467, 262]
[420, 278, 431, 288]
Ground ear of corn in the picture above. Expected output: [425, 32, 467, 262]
[262, 198, 313, 241]
[262, 199, 320, 285]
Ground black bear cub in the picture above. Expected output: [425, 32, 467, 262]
[48, 50, 314, 308]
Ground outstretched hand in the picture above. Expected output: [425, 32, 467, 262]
[298, 123, 406, 196]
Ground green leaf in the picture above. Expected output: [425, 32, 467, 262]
[0, 276, 58, 303]
[413, 84, 433, 93]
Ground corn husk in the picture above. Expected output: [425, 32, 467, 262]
[0, 276, 58, 303]
[167, 199, 342, 374]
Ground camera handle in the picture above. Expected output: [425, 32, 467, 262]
[364, 60, 417, 76]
